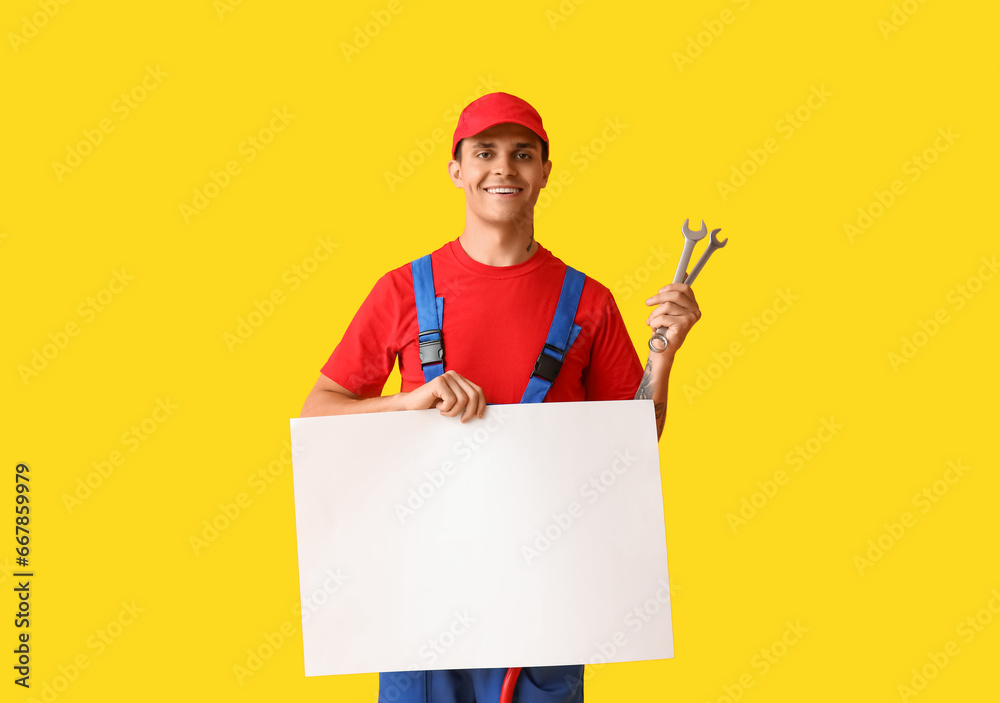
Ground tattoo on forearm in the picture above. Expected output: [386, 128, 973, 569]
[635, 359, 667, 437]
[635, 359, 653, 400]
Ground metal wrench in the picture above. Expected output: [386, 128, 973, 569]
[672, 219, 708, 284]
[684, 228, 727, 286]
[649, 219, 707, 352]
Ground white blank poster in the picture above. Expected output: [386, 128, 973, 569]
[290, 399, 673, 676]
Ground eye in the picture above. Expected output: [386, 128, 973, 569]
[515, 152, 531, 159]
[475, 151, 491, 158]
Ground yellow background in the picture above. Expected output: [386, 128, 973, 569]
[3, 0, 998, 701]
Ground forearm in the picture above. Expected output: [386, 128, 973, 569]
[299, 389, 407, 418]
[634, 350, 674, 440]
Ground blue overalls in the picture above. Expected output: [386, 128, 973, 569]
[377, 255, 587, 703]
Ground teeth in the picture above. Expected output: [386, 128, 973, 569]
[486, 187, 520, 194]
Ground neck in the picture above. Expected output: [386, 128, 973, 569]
[458, 212, 538, 266]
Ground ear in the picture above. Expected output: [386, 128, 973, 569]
[448, 159, 463, 188]
[541, 159, 552, 188]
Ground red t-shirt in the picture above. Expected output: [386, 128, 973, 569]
[321, 238, 643, 404]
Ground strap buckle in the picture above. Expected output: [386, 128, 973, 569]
[531, 343, 564, 383]
[418, 330, 445, 367]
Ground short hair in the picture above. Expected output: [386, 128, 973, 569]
[454, 137, 549, 164]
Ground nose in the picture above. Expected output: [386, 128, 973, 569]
[493, 153, 518, 176]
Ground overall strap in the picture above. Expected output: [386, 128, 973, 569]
[521, 266, 585, 404]
[378, 671, 428, 703]
[410, 255, 445, 383]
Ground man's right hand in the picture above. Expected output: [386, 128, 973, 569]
[400, 369, 486, 423]
[300, 370, 487, 423]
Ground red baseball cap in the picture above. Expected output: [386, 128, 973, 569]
[451, 92, 549, 159]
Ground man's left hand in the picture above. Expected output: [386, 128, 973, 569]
[645, 282, 701, 354]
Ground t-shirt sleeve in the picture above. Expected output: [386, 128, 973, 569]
[320, 272, 402, 398]
[583, 290, 644, 401]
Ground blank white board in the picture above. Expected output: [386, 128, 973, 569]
[290, 400, 673, 676]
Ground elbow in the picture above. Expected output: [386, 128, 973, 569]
[298, 398, 318, 418]
[299, 390, 332, 418]
[300, 388, 354, 418]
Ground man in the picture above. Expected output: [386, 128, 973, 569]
[300, 92, 700, 702]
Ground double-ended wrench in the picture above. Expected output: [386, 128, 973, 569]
[648, 219, 727, 352]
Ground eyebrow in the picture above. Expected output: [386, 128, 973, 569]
[470, 141, 537, 150]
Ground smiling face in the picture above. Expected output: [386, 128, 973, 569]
[448, 123, 552, 229]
